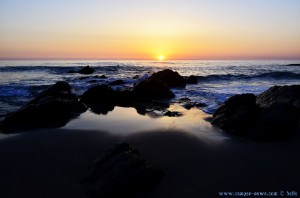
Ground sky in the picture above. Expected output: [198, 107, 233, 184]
[0, 0, 300, 60]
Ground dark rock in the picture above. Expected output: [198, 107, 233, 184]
[133, 75, 139, 79]
[256, 85, 300, 108]
[110, 80, 125, 86]
[80, 85, 116, 114]
[164, 111, 183, 117]
[0, 81, 86, 133]
[133, 78, 175, 101]
[287, 64, 300, 66]
[178, 98, 204, 110]
[252, 103, 298, 140]
[212, 85, 300, 141]
[212, 94, 259, 135]
[186, 75, 198, 84]
[133, 102, 170, 116]
[82, 143, 163, 198]
[81, 85, 115, 104]
[178, 97, 191, 103]
[80, 79, 175, 115]
[182, 102, 197, 110]
[150, 69, 186, 87]
[79, 65, 94, 75]
[98, 75, 107, 79]
[195, 102, 206, 107]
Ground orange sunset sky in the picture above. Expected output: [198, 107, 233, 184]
[0, 0, 300, 60]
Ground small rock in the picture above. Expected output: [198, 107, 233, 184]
[98, 75, 107, 79]
[164, 111, 183, 117]
[79, 65, 94, 75]
[186, 75, 198, 84]
[133, 75, 139, 79]
[178, 97, 191, 103]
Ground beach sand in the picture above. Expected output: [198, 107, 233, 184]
[0, 106, 299, 197]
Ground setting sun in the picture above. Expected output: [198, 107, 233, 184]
[158, 55, 165, 61]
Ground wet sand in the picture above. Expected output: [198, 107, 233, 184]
[0, 106, 299, 197]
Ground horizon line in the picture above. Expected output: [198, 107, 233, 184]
[1, 58, 300, 61]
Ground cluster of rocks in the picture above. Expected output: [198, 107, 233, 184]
[81, 143, 164, 198]
[0, 69, 193, 133]
[212, 85, 300, 141]
[1, 66, 298, 141]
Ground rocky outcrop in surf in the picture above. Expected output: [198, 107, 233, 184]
[0, 81, 87, 133]
[149, 69, 186, 87]
[212, 85, 300, 141]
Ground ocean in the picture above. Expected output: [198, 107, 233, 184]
[0, 60, 299, 120]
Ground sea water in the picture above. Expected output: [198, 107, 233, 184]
[0, 60, 299, 119]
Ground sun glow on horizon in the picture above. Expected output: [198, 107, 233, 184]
[158, 55, 165, 61]
[0, 1, 299, 60]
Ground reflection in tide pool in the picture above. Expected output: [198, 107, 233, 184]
[63, 104, 226, 141]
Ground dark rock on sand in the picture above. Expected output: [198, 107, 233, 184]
[164, 111, 183, 117]
[110, 79, 125, 86]
[133, 78, 175, 101]
[212, 85, 300, 140]
[133, 75, 139, 79]
[82, 143, 163, 198]
[133, 102, 170, 116]
[80, 85, 116, 114]
[186, 75, 198, 84]
[79, 65, 95, 75]
[212, 94, 259, 135]
[178, 97, 205, 110]
[256, 85, 300, 108]
[150, 69, 186, 87]
[0, 81, 86, 133]
[252, 103, 298, 140]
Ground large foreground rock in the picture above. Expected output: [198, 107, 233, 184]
[212, 85, 300, 140]
[0, 81, 86, 133]
[150, 69, 186, 87]
[82, 143, 163, 198]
